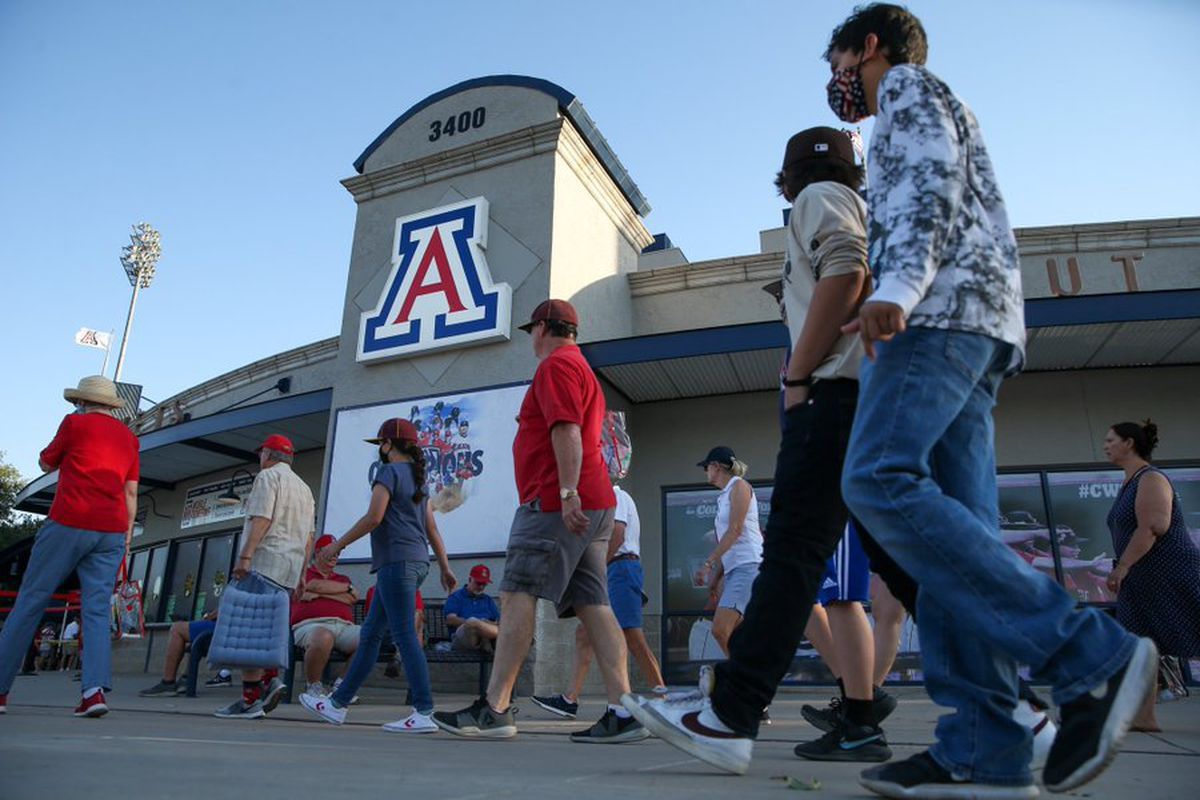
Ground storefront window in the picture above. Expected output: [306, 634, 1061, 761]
[163, 538, 203, 621]
[142, 545, 169, 622]
[128, 549, 149, 592]
[193, 533, 234, 619]
[1045, 470, 1124, 603]
[998, 473, 1059, 586]
[1163, 467, 1200, 550]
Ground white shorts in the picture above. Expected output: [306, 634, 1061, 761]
[292, 618, 360, 653]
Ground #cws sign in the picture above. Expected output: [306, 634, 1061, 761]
[357, 197, 512, 362]
[324, 383, 527, 559]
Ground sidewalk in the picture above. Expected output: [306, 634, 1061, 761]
[1, 672, 1197, 799]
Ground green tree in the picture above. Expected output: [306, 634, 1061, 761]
[1, 452, 42, 551]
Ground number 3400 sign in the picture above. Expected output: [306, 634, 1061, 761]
[429, 107, 487, 142]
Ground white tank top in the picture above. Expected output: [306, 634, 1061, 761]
[715, 475, 763, 572]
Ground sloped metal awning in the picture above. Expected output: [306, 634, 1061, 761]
[584, 289, 1200, 404]
[15, 389, 332, 515]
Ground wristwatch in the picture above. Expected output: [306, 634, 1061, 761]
[559, 487, 579, 501]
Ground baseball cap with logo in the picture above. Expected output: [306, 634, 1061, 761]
[315, 534, 337, 551]
[364, 418, 418, 444]
[783, 126, 855, 169]
[469, 564, 492, 585]
[518, 299, 580, 333]
[256, 434, 295, 456]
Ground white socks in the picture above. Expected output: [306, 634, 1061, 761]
[609, 703, 632, 719]
[82, 687, 102, 699]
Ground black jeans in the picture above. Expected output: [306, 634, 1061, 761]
[711, 379, 859, 737]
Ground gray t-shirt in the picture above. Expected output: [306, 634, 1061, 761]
[370, 462, 430, 573]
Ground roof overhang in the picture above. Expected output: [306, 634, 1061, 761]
[15, 389, 332, 515]
[583, 289, 1200, 404]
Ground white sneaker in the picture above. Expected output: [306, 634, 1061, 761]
[621, 691, 752, 775]
[1014, 699, 1057, 771]
[300, 691, 347, 725]
[306, 682, 328, 697]
[332, 678, 360, 705]
[383, 710, 438, 734]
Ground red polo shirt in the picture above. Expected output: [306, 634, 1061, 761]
[513, 343, 615, 512]
[291, 566, 355, 626]
[40, 412, 140, 533]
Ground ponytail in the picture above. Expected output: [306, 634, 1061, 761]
[1111, 419, 1159, 460]
[730, 459, 749, 478]
[391, 439, 428, 503]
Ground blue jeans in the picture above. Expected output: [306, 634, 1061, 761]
[332, 560, 430, 713]
[842, 327, 1136, 784]
[0, 521, 125, 694]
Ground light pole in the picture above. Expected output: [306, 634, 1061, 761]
[113, 223, 161, 383]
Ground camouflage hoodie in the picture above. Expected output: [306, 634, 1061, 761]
[866, 64, 1025, 373]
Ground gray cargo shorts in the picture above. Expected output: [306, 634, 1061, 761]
[500, 501, 615, 618]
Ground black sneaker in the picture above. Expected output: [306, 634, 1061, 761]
[138, 680, 185, 697]
[569, 708, 650, 744]
[205, 673, 233, 688]
[860, 751, 1037, 799]
[432, 696, 517, 738]
[794, 720, 892, 763]
[801, 696, 843, 732]
[532, 693, 579, 719]
[803, 689, 898, 733]
[1043, 636, 1158, 792]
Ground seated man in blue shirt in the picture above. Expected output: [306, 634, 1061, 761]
[445, 565, 500, 652]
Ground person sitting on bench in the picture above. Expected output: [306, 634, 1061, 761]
[292, 534, 361, 697]
[445, 565, 500, 652]
[138, 610, 231, 696]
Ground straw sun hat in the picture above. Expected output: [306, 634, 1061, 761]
[63, 375, 125, 408]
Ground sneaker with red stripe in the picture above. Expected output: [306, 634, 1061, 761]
[74, 691, 109, 718]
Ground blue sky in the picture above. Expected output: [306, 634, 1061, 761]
[1, 0, 1196, 482]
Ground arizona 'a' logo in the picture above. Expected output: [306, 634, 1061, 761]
[358, 197, 512, 362]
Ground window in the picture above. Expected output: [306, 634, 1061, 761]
[193, 533, 234, 619]
[998, 473, 1059, 587]
[163, 538, 204, 621]
[1045, 470, 1124, 603]
[142, 545, 169, 622]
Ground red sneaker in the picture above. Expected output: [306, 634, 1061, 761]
[0, 693, 8, 714]
[74, 691, 109, 718]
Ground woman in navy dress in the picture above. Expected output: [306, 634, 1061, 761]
[1104, 419, 1200, 731]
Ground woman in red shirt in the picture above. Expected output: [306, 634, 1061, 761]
[0, 376, 139, 718]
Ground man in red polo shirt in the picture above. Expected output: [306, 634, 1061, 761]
[292, 535, 361, 697]
[0, 376, 138, 718]
[434, 299, 646, 744]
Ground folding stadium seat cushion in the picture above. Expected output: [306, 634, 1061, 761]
[208, 572, 291, 670]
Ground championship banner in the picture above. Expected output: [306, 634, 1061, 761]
[324, 383, 528, 559]
[181, 474, 256, 530]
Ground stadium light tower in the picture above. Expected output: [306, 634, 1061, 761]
[113, 222, 162, 382]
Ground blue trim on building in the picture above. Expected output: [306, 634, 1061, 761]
[582, 290, 1199, 368]
[1025, 289, 1200, 327]
[137, 389, 333, 452]
[351, 74, 650, 216]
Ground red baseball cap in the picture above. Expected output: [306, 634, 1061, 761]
[314, 534, 337, 551]
[518, 299, 579, 333]
[256, 434, 295, 455]
[469, 564, 492, 585]
[364, 417, 418, 444]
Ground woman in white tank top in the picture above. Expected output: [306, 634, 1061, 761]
[696, 446, 763, 655]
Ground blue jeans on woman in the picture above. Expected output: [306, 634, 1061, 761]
[842, 327, 1136, 785]
[0, 521, 125, 694]
[332, 560, 430, 713]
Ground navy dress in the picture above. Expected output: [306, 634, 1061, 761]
[1107, 466, 1200, 656]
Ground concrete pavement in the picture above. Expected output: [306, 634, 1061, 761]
[1, 672, 1197, 799]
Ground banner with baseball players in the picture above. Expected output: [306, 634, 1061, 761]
[323, 382, 528, 559]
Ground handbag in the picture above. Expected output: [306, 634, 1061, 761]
[207, 571, 291, 670]
[110, 560, 145, 640]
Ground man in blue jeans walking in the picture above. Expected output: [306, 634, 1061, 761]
[825, 5, 1156, 798]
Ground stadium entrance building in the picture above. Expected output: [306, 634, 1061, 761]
[17, 76, 1200, 691]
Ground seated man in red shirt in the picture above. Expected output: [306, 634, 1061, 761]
[292, 535, 360, 697]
